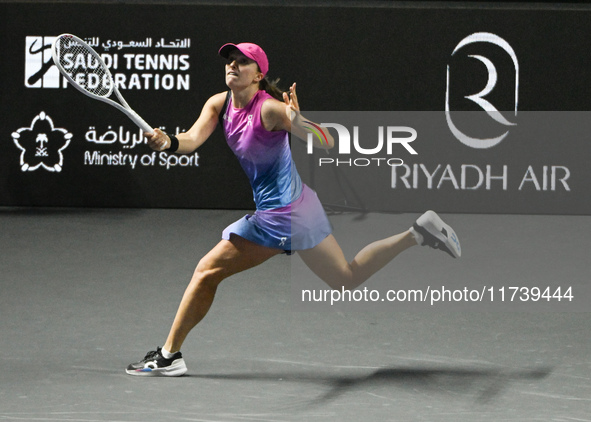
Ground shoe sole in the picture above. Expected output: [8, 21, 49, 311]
[125, 359, 188, 377]
[416, 210, 461, 258]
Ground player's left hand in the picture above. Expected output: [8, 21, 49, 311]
[283, 82, 300, 121]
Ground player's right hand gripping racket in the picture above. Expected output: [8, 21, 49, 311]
[51, 33, 153, 134]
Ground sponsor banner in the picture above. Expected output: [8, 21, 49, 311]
[2, 4, 255, 208]
[292, 111, 589, 215]
[25, 35, 192, 91]
[1, 3, 591, 213]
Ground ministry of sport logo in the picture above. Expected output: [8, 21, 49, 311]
[445, 32, 519, 149]
[12, 112, 72, 172]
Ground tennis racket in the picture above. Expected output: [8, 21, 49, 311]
[51, 33, 153, 134]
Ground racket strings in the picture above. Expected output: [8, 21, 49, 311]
[56, 37, 113, 97]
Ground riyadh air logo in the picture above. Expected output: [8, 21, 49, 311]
[12, 112, 72, 172]
[25, 36, 63, 88]
[446, 32, 519, 149]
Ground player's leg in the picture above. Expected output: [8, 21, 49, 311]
[164, 235, 281, 353]
[298, 231, 416, 290]
[126, 235, 281, 376]
[298, 210, 461, 290]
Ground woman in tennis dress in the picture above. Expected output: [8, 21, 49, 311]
[126, 42, 461, 376]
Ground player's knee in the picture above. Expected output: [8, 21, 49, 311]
[322, 267, 356, 291]
[193, 259, 226, 289]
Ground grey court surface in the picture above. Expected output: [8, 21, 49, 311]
[1, 207, 589, 422]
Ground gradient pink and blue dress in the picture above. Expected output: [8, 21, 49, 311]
[221, 90, 332, 253]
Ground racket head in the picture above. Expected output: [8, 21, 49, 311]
[51, 34, 115, 99]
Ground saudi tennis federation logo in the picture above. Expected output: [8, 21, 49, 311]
[12, 112, 72, 172]
[25, 36, 62, 88]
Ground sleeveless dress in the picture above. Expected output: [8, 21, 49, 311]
[221, 90, 332, 253]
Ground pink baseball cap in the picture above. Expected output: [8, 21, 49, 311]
[218, 42, 269, 76]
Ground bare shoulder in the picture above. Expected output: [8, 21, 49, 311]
[261, 96, 283, 114]
[261, 96, 288, 131]
[206, 91, 229, 114]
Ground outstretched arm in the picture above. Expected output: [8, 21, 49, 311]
[263, 83, 334, 149]
[145, 92, 227, 153]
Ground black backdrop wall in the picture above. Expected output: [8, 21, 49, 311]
[1, 1, 590, 214]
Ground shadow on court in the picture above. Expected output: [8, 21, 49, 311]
[192, 365, 552, 406]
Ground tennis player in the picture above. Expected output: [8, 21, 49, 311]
[126, 42, 461, 376]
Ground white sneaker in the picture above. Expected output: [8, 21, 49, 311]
[410, 210, 461, 258]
